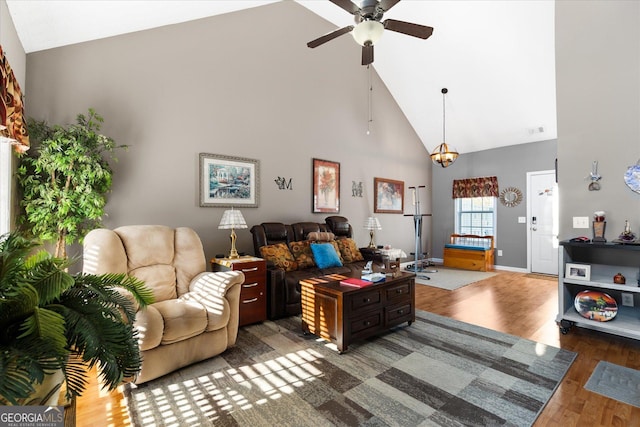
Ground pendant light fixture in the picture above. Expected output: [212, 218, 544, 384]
[430, 88, 458, 168]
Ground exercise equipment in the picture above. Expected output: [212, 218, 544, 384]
[404, 185, 437, 279]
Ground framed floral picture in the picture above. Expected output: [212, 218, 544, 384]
[312, 158, 340, 213]
[374, 177, 404, 214]
[199, 153, 259, 207]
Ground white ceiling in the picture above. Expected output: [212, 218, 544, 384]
[5, 0, 557, 154]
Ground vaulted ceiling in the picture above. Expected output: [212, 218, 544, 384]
[5, 0, 557, 154]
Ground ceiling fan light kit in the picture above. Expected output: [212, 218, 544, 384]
[307, 0, 434, 65]
[352, 20, 384, 46]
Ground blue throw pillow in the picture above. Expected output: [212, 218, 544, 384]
[310, 242, 343, 269]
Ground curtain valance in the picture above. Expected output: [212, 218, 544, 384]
[0, 45, 29, 153]
[452, 176, 499, 198]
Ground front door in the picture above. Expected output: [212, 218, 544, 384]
[528, 170, 558, 275]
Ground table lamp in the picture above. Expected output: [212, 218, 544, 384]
[364, 217, 382, 248]
[218, 208, 247, 259]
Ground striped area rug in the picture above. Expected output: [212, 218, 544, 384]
[125, 311, 576, 426]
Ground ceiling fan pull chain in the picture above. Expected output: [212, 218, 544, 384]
[367, 65, 373, 135]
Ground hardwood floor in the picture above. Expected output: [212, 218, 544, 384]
[75, 270, 640, 426]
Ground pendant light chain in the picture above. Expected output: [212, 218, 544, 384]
[442, 89, 446, 144]
[367, 65, 373, 135]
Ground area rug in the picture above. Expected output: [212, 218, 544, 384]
[414, 267, 497, 290]
[584, 361, 640, 408]
[125, 310, 576, 426]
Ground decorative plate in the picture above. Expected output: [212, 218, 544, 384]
[574, 290, 618, 322]
[624, 162, 640, 194]
[499, 187, 523, 207]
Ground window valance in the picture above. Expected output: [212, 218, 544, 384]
[452, 176, 499, 198]
[0, 45, 29, 153]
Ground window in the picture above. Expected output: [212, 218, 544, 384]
[455, 196, 496, 237]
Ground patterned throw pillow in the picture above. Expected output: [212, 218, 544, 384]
[288, 240, 316, 269]
[335, 238, 364, 263]
[307, 231, 335, 242]
[329, 240, 344, 263]
[259, 243, 298, 272]
[310, 243, 343, 269]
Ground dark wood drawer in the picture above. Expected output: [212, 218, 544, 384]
[233, 261, 264, 279]
[241, 279, 265, 295]
[351, 289, 381, 311]
[239, 292, 266, 325]
[386, 302, 412, 323]
[386, 282, 412, 303]
[350, 312, 382, 336]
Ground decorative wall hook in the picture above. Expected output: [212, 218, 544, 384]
[352, 181, 363, 197]
[588, 161, 601, 191]
[275, 177, 292, 190]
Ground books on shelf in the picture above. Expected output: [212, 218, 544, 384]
[340, 278, 373, 288]
[362, 272, 386, 282]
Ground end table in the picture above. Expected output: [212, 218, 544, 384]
[211, 256, 266, 326]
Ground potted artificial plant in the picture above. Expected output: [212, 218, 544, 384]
[0, 232, 153, 405]
[16, 109, 126, 258]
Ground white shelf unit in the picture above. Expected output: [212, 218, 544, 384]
[557, 241, 640, 339]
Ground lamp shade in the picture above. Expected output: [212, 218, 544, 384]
[352, 20, 384, 46]
[218, 209, 247, 229]
[364, 217, 382, 231]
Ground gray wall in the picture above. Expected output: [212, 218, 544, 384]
[0, 1, 24, 86]
[556, 1, 640, 239]
[23, 2, 431, 264]
[431, 139, 557, 269]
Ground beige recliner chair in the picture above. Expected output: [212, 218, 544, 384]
[83, 225, 244, 384]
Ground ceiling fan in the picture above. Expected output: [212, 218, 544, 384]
[307, 0, 434, 66]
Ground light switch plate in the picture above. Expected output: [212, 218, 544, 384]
[518, 217, 526, 223]
[572, 216, 590, 228]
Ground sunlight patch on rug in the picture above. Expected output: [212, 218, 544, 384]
[125, 311, 576, 426]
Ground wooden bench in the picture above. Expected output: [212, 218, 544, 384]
[443, 234, 495, 272]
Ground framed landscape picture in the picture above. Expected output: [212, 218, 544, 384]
[312, 158, 340, 213]
[199, 153, 259, 207]
[374, 177, 404, 214]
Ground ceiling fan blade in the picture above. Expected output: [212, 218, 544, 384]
[330, 0, 361, 15]
[383, 19, 434, 39]
[307, 25, 354, 48]
[362, 43, 374, 66]
[379, 0, 401, 13]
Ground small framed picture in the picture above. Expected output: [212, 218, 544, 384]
[374, 177, 404, 214]
[199, 153, 259, 207]
[565, 263, 591, 281]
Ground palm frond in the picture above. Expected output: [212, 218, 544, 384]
[17, 307, 67, 355]
[0, 354, 39, 405]
[0, 231, 153, 402]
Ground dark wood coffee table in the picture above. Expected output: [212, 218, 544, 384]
[300, 271, 415, 353]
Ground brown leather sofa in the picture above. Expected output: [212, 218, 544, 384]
[250, 216, 372, 320]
